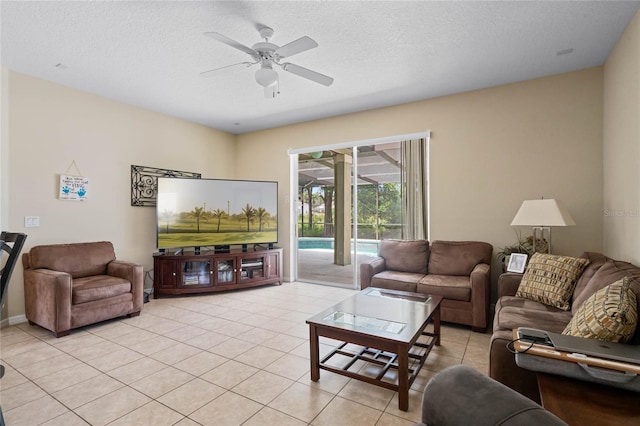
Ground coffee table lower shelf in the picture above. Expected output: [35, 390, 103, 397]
[318, 330, 438, 393]
[307, 288, 442, 411]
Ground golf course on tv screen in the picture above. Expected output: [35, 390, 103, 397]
[156, 177, 278, 249]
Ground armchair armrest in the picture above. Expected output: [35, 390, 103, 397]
[469, 263, 491, 330]
[23, 269, 72, 334]
[498, 272, 524, 298]
[419, 365, 566, 426]
[360, 257, 385, 289]
[108, 260, 144, 312]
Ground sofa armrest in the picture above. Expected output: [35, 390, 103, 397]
[420, 365, 566, 426]
[23, 269, 72, 333]
[108, 260, 144, 312]
[498, 272, 524, 298]
[360, 257, 385, 289]
[470, 263, 491, 330]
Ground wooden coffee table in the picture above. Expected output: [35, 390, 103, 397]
[306, 287, 442, 411]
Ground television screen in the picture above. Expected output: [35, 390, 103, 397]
[156, 177, 278, 249]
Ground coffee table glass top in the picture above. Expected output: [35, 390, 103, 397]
[324, 311, 406, 334]
[307, 287, 442, 343]
[366, 288, 432, 303]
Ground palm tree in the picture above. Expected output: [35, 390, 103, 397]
[241, 204, 256, 232]
[160, 209, 174, 233]
[255, 207, 269, 231]
[210, 208, 227, 232]
[188, 206, 206, 233]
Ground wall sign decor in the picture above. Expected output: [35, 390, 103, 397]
[59, 160, 89, 201]
[131, 165, 201, 207]
[59, 174, 89, 201]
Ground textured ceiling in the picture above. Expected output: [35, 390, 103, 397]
[2, 1, 639, 134]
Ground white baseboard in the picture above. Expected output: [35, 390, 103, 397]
[1, 314, 27, 328]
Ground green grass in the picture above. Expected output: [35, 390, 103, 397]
[158, 231, 277, 247]
[157, 217, 277, 247]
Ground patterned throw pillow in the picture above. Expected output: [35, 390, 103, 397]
[563, 277, 638, 343]
[516, 253, 589, 310]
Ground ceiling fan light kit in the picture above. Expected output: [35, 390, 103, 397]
[202, 26, 333, 98]
[255, 65, 278, 87]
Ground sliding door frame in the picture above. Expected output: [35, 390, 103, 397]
[288, 130, 431, 288]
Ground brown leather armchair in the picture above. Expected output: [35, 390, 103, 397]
[23, 241, 143, 337]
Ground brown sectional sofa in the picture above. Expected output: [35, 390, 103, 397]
[490, 252, 640, 402]
[23, 241, 144, 337]
[360, 240, 493, 331]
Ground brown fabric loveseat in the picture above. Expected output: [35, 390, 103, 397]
[490, 252, 640, 402]
[360, 240, 493, 331]
[23, 241, 144, 337]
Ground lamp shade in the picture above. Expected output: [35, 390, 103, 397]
[510, 199, 576, 227]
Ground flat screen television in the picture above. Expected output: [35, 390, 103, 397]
[156, 177, 278, 250]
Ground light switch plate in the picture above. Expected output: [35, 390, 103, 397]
[25, 216, 40, 227]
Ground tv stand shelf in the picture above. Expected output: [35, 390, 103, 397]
[153, 248, 282, 298]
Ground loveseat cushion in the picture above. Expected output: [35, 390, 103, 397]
[494, 296, 573, 334]
[27, 241, 116, 278]
[418, 275, 470, 301]
[72, 275, 132, 304]
[378, 239, 429, 274]
[564, 277, 638, 343]
[428, 241, 492, 276]
[370, 271, 422, 292]
[571, 252, 609, 306]
[516, 253, 589, 311]
[572, 259, 640, 312]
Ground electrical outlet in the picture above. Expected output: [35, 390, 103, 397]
[24, 216, 40, 227]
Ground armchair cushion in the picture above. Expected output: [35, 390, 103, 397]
[428, 240, 492, 276]
[378, 239, 428, 274]
[72, 275, 132, 304]
[26, 241, 116, 278]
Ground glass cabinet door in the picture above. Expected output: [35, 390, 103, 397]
[215, 258, 236, 285]
[181, 260, 212, 287]
[239, 255, 266, 282]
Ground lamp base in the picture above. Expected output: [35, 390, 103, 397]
[532, 226, 552, 254]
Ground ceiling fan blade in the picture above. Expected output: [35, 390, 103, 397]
[200, 62, 254, 78]
[204, 32, 258, 56]
[282, 63, 334, 86]
[275, 36, 318, 58]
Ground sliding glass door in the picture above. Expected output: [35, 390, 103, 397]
[294, 142, 405, 288]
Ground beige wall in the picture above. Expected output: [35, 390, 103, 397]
[1, 64, 609, 320]
[237, 68, 605, 293]
[603, 10, 640, 263]
[2, 71, 236, 320]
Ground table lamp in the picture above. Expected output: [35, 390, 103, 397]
[510, 198, 575, 254]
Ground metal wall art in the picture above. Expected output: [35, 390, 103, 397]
[131, 165, 201, 207]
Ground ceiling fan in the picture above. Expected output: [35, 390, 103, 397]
[200, 26, 334, 98]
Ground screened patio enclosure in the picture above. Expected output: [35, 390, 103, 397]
[296, 143, 405, 287]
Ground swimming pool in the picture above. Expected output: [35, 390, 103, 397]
[298, 237, 380, 255]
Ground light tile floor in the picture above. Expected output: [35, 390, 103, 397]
[0, 282, 491, 425]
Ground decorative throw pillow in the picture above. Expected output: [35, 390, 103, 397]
[563, 277, 638, 343]
[516, 253, 589, 310]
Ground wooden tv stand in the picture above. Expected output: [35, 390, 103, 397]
[153, 248, 282, 298]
